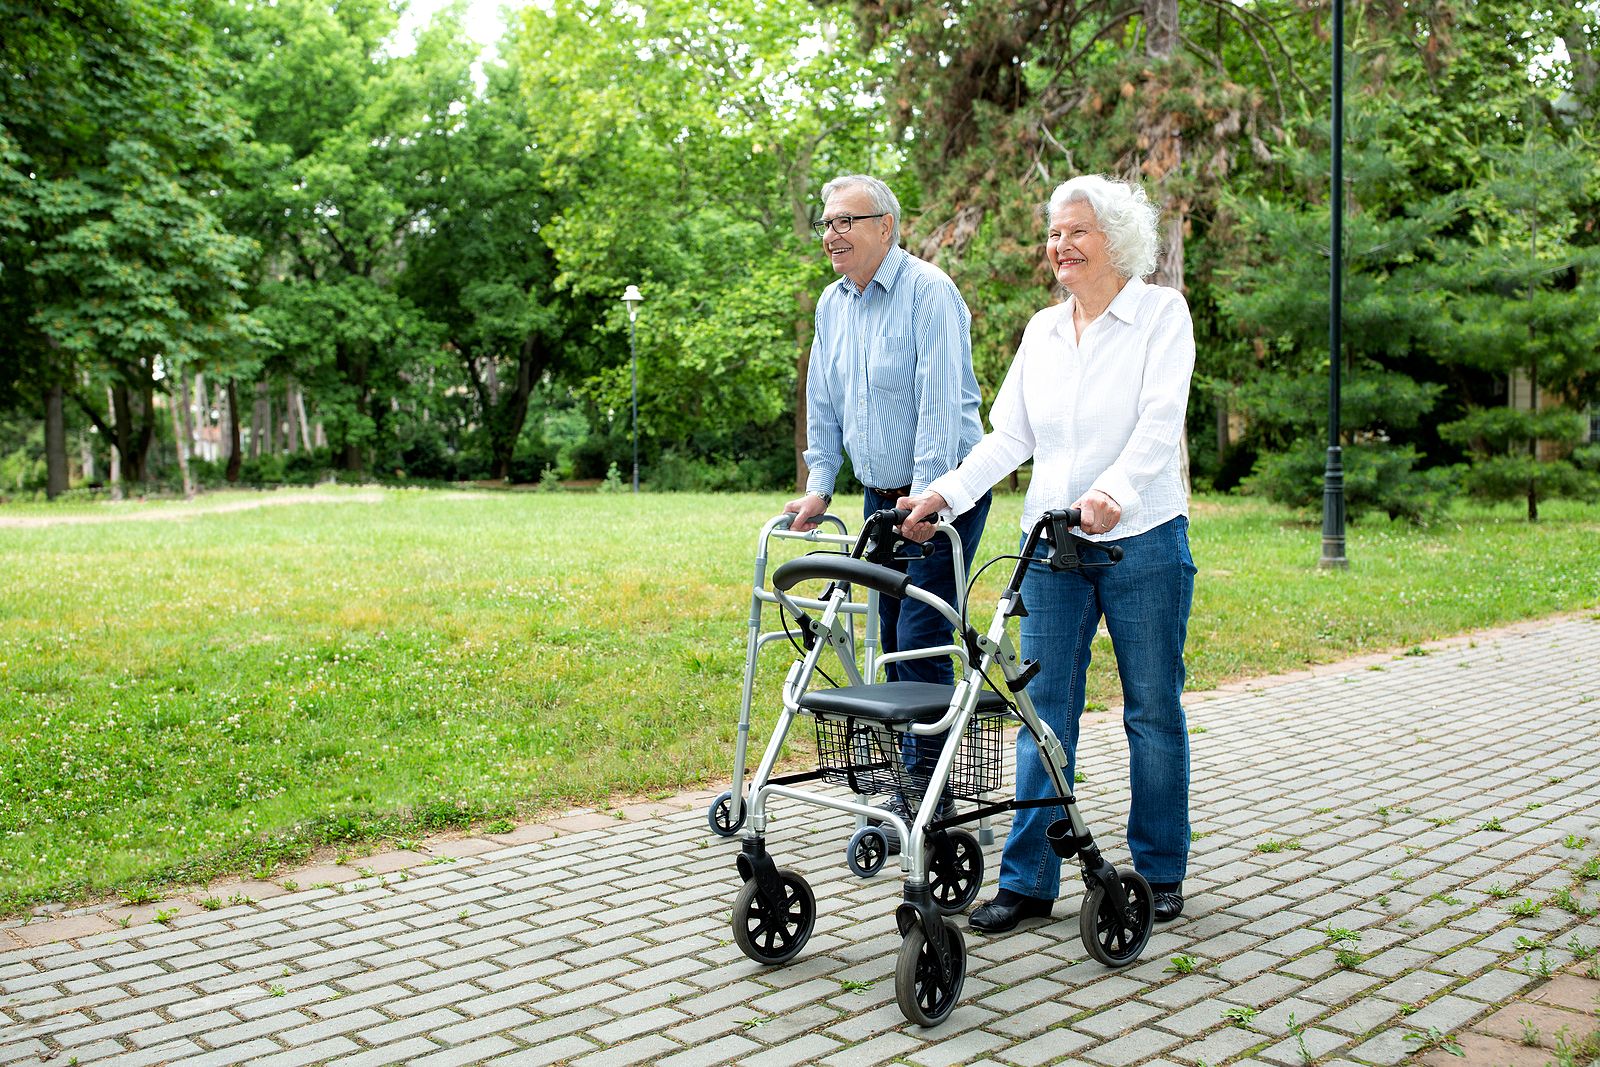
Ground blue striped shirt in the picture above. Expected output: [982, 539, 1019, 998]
[803, 245, 984, 498]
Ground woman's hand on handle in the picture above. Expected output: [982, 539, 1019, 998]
[1072, 490, 1122, 535]
[895, 491, 948, 543]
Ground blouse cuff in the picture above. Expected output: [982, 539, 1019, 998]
[926, 472, 973, 519]
[1092, 469, 1141, 519]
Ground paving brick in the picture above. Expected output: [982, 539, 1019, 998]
[569, 1034, 683, 1067]
[654, 1033, 763, 1066]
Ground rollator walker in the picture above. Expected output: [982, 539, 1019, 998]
[729, 507, 1154, 1027]
[706, 508, 979, 874]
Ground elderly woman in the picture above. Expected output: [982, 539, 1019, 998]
[900, 174, 1196, 933]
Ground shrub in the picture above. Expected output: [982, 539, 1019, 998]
[1244, 441, 1460, 524]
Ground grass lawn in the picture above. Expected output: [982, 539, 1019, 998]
[2, 485, 1597, 914]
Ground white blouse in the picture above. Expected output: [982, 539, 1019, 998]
[929, 275, 1195, 539]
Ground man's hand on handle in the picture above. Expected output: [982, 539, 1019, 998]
[894, 491, 948, 543]
[783, 492, 830, 534]
[1072, 490, 1122, 535]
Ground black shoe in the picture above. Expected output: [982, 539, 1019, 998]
[1152, 890, 1184, 922]
[968, 893, 1053, 933]
[871, 793, 955, 856]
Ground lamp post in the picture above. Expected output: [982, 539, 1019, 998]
[622, 285, 643, 493]
[1320, 0, 1348, 569]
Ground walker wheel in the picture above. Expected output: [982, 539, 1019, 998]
[732, 870, 815, 965]
[928, 829, 983, 915]
[895, 919, 966, 1027]
[707, 790, 745, 837]
[1078, 869, 1152, 967]
[846, 826, 890, 877]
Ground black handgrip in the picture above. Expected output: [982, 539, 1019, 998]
[1105, 545, 1124, 562]
[772, 554, 912, 600]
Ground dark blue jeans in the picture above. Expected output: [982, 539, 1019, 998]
[999, 515, 1195, 897]
[864, 488, 991, 793]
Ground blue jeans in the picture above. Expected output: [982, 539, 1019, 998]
[864, 488, 991, 790]
[998, 515, 1195, 898]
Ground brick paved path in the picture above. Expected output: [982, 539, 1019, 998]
[4, 616, 1598, 1066]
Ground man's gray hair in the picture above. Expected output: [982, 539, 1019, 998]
[1047, 175, 1160, 280]
[821, 174, 902, 246]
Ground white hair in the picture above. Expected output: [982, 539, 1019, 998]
[821, 174, 902, 246]
[1047, 175, 1160, 280]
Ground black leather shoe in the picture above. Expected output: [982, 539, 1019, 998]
[968, 895, 1053, 933]
[1152, 891, 1184, 922]
[872, 794, 955, 856]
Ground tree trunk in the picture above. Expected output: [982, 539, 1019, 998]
[794, 335, 811, 493]
[106, 384, 124, 501]
[295, 388, 312, 451]
[169, 379, 194, 499]
[111, 381, 151, 484]
[251, 381, 271, 458]
[1143, 0, 1190, 498]
[225, 379, 242, 483]
[284, 380, 300, 454]
[45, 385, 69, 498]
[1215, 394, 1230, 463]
[1144, 0, 1179, 59]
[79, 429, 96, 484]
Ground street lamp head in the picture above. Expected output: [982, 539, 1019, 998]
[622, 284, 643, 322]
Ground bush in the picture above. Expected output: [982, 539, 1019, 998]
[1245, 441, 1460, 524]
[236, 453, 287, 485]
[647, 449, 785, 492]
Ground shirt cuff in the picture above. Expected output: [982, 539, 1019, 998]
[1091, 469, 1141, 520]
[927, 472, 974, 519]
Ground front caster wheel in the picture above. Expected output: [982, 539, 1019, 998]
[707, 789, 745, 837]
[895, 920, 966, 1027]
[928, 829, 983, 915]
[1078, 869, 1152, 967]
[732, 870, 815, 965]
[846, 826, 889, 877]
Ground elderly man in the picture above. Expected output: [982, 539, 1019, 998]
[785, 174, 991, 838]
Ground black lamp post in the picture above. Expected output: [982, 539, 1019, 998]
[1320, 0, 1348, 569]
[622, 284, 642, 493]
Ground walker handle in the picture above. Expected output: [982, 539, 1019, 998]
[772, 555, 912, 600]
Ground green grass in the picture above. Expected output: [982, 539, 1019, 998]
[1, 487, 1597, 913]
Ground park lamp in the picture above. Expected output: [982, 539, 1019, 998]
[621, 285, 643, 493]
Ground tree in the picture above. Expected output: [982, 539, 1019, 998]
[508, 0, 891, 489]
[215, 0, 471, 474]
[1434, 127, 1600, 517]
[396, 54, 587, 481]
[1215, 0, 1599, 521]
[1, 0, 263, 491]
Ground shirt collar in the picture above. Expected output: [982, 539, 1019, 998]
[1053, 274, 1149, 339]
[1107, 274, 1148, 323]
[839, 244, 908, 297]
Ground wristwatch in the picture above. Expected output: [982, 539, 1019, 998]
[812, 491, 832, 506]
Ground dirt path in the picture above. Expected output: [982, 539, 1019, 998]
[0, 489, 390, 528]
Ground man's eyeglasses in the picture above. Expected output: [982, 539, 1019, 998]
[811, 213, 888, 238]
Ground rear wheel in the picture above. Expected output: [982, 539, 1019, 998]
[707, 790, 745, 837]
[846, 826, 889, 877]
[928, 830, 983, 915]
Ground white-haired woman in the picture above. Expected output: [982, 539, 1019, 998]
[900, 174, 1196, 933]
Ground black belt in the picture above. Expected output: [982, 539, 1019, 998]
[868, 485, 912, 499]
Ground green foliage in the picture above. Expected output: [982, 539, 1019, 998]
[1, 0, 269, 482]
[1245, 441, 1461, 524]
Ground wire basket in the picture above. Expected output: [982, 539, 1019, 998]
[813, 710, 1004, 801]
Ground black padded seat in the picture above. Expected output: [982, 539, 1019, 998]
[799, 681, 1010, 725]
